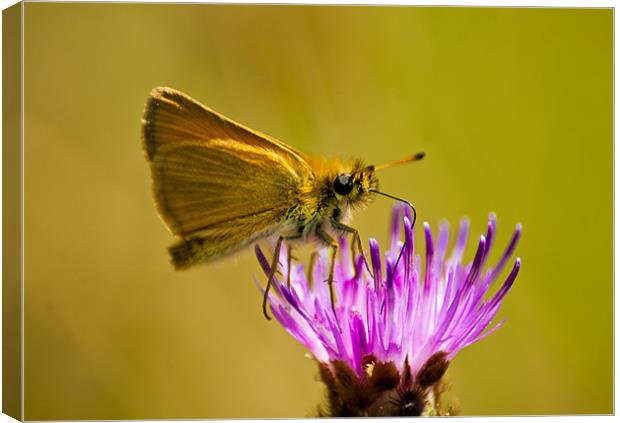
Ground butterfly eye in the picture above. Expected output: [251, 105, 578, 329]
[333, 174, 353, 195]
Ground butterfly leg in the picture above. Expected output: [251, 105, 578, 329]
[286, 245, 294, 288]
[306, 251, 319, 290]
[316, 227, 339, 321]
[262, 236, 284, 320]
[330, 220, 374, 279]
[282, 232, 304, 289]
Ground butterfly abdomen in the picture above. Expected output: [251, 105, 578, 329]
[168, 238, 208, 270]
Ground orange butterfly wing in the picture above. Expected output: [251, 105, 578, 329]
[142, 87, 313, 265]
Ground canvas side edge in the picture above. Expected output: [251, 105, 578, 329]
[2, 2, 23, 421]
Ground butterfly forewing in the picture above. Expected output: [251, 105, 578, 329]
[142, 87, 310, 168]
[142, 87, 312, 263]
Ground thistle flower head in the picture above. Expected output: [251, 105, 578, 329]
[255, 205, 521, 416]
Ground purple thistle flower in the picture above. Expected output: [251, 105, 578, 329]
[255, 205, 522, 416]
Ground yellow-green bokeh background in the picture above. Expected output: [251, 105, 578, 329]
[23, 4, 612, 419]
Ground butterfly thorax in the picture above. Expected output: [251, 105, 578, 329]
[284, 156, 379, 241]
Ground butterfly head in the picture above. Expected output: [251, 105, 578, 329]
[331, 152, 425, 211]
[332, 160, 379, 209]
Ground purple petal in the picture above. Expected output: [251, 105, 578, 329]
[403, 202, 413, 225]
[485, 213, 497, 256]
[462, 235, 487, 291]
[390, 204, 402, 249]
[254, 245, 272, 276]
[423, 223, 434, 294]
[403, 216, 414, 271]
[369, 238, 383, 291]
[487, 258, 521, 309]
[490, 224, 523, 281]
[449, 218, 470, 263]
[436, 221, 450, 261]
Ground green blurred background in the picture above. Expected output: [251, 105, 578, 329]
[23, 4, 612, 419]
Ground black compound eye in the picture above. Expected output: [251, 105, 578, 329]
[333, 174, 353, 195]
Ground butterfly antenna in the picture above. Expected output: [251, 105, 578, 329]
[373, 152, 425, 171]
